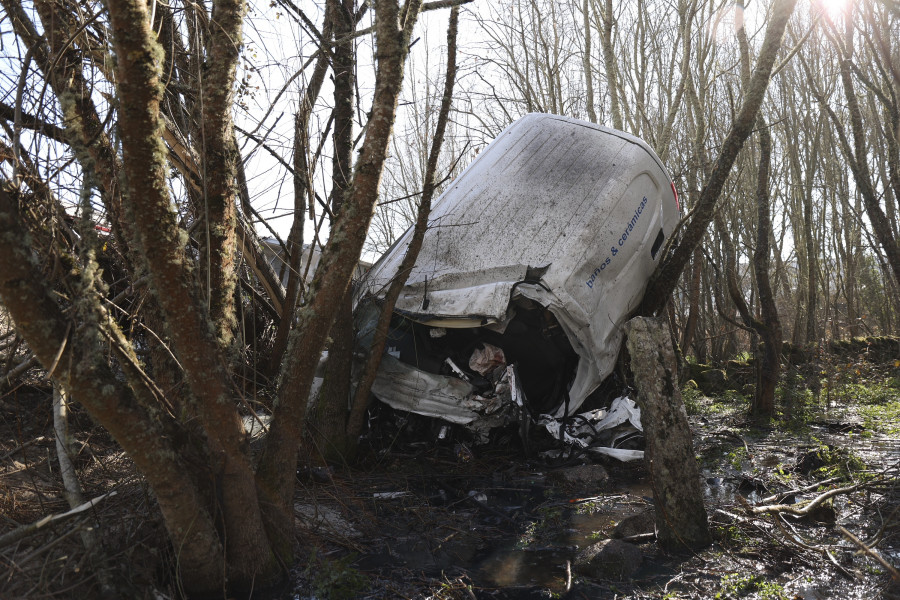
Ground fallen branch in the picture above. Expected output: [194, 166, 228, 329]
[759, 476, 842, 504]
[839, 525, 900, 582]
[0, 352, 38, 391]
[0, 436, 46, 462]
[771, 513, 819, 552]
[0, 491, 116, 550]
[749, 483, 862, 517]
[825, 548, 858, 581]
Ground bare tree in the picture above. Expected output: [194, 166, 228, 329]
[0, 0, 430, 594]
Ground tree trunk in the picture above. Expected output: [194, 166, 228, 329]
[624, 316, 711, 551]
[267, 30, 332, 376]
[103, 0, 281, 589]
[680, 249, 703, 354]
[835, 21, 900, 290]
[597, 0, 623, 131]
[752, 120, 782, 418]
[255, 0, 425, 540]
[637, 0, 798, 317]
[311, 292, 355, 463]
[311, 0, 360, 461]
[347, 5, 460, 452]
[198, 0, 244, 352]
[803, 163, 818, 344]
[581, 0, 597, 123]
[0, 187, 228, 594]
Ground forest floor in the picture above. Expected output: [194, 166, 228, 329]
[0, 352, 898, 599]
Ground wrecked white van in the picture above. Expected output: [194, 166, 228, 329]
[354, 113, 679, 442]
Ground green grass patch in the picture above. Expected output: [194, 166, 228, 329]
[682, 387, 745, 418]
[830, 381, 900, 405]
[715, 573, 789, 599]
[859, 399, 900, 435]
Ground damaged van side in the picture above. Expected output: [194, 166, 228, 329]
[353, 113, 679, 448]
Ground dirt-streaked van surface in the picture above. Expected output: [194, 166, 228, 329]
[355, 113, 679, 435]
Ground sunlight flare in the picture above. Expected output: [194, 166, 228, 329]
[818, 0, 849, 20]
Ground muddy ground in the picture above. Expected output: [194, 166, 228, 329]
[1, 356, 898, 599]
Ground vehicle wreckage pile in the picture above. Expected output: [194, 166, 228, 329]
[352, 114, 680, 460]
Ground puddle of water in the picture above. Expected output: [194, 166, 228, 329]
[357, 530, 485, 574]
[565, 512, 617, 546]
[787, 568, 886, 600]
[360, 430, 898, 595]
[477, 548, 571, 591]
[472, 482, 657, 590]
[702, 471, 763, 505]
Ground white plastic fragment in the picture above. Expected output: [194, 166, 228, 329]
[373, 492, 411, 499]
[538, 397, 644, 462]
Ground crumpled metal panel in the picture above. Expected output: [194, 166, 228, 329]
[371, 354, 479, 424]
[358, 113, 679, 418]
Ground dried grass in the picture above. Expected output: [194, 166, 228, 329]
[0, 386, 174, 600]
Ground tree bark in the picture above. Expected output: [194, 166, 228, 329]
[103, 0, 280, 589]
[3, 0, 136, 272]
[680, 249, 703, 354]
[597, 0, 623, 131]
[347, 4, 460, 451]
[624, 316, 711, 551]
[734, 7, 781, 418]
[311, 0, 362, 461]
[198, 0, 245, 352]
[581, 0, 597, 123]
[256, 0, 424, 538]
[0, 186, 226, 594]
[752, 119, 782, 418]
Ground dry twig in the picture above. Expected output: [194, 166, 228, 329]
[0, 491, 116, 550]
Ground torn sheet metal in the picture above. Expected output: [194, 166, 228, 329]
[355, 113, 678, 442]
[371, 353, 480, 425]
[371, 354, 521, 441]
[538, 396, 644, 461]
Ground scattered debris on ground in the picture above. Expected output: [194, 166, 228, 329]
[1, 343, 899, 599]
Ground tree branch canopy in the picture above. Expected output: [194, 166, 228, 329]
[638, 0, 799, 317]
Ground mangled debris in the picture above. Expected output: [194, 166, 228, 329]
[354, 113, 680, 459]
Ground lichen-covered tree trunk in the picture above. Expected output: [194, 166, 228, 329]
[624, 316, 711, 551]
[255, 0, 425, 541]
[347, 5, 460, 453]
[3, 0, 136, 270]
[198, 0, 245, 351]
[0, 187, 227, 593]
[103, 0, 280, 590]
[0, 0, 432, 595]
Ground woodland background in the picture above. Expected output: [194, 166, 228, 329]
[0, 0, 898, 596]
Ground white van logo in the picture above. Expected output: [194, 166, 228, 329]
[586, 196, 649, 289]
